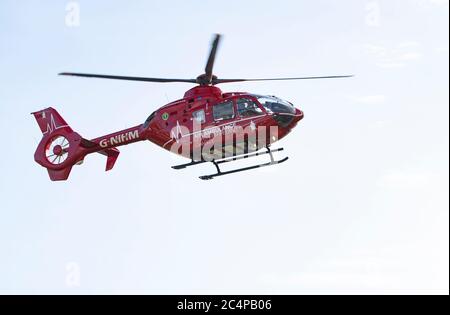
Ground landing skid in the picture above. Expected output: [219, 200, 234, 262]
[171, 147, 288, 180]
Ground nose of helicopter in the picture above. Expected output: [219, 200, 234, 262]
[269, 105, 304, 128]
[294, 108, 304, 122]
[288, 107, 304, 129]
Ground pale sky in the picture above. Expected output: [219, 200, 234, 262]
[0, 0, 448, 294]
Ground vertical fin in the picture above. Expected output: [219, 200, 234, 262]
[32, 107, 73, 135]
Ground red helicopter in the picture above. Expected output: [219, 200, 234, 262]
[32, 34, 352, 181]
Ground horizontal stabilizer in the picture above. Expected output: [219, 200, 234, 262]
[100, 148, 120, 171]
[81, 138, 120, 171]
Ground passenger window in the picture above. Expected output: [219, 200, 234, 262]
[213, 101, 234, 121]
[237, 98, 263, 118]
[192, 109, 206, 124]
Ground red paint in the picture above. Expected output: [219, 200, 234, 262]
[32, 86, 303, 181]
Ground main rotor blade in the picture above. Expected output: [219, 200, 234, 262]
[59, 72, 197, 83]
[213, 75, 354, 84]
[204, 34, 222, 83]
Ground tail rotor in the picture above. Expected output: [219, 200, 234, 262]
[45, 135, 70, 165]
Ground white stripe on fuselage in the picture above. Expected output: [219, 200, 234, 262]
[162, 115, 267, 148]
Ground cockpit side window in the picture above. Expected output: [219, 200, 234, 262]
[213, 101, 235, 121]
[192, 109, 206, 124]
[236, 98, 264, 118]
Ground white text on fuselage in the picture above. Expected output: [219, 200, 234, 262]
[171, 121, 242, 142]
[194, 123, 240, 140]
[99, 130, 139, 148]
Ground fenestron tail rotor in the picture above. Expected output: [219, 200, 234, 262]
[45, 135, 70, 165]
[59, 34, 353, 86]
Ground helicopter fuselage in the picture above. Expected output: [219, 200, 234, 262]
[142, 85, 304, 160]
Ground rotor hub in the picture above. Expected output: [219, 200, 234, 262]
[196, 74, 218, 86]
[53, 145, 63, 156]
